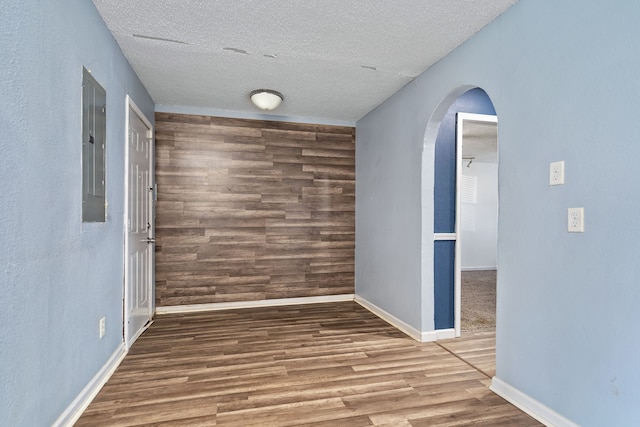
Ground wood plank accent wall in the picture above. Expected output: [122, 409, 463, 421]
[154, 113, 355, 307]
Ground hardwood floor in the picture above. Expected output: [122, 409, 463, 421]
[76, 302, 540, 426]
[437, 331, 496, 379]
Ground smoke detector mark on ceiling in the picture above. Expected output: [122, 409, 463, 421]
[361, 65, 377, 71]
[223, 47, 249, 55]
[132, 34, 188, 45]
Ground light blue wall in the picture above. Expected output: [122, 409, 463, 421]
[356, 0, 640, 425]
[0, 1, 153, 425]
[356, 81, 425, 329]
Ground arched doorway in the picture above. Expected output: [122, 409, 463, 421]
[429, 88, 497, 337]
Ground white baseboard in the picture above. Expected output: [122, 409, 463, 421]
[53, 343, 127, 427]
[155, 294, 355, 315]
[354, 296, 422, 342]
[461, 266, 497, 271]
[490, 377, 579, 427]
[354, 296, 457, 343]
[421, 328, 456, 342]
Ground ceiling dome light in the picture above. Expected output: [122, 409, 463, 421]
[249, 89, 284, 111]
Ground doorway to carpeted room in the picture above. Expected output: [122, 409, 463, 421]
[461, 269, 496, 332]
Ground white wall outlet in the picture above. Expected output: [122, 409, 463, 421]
[568, 207, 584, 233]
[99, 317, 106, 339]
[550, 161, 565, 185]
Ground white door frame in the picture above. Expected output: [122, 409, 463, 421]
[124, 95, 155, 349]
[454, 112, 498, 336]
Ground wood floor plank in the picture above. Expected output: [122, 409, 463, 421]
[76, 302, 540, 426]
[438, 331, 497, 378]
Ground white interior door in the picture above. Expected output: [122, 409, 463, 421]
[454, 113, 498, 336]
[124, 99, 154, 348]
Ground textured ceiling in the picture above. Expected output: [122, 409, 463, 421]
[92, 0, 518, 123]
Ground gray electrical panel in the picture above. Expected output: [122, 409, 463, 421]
[82, 68, 106, 222]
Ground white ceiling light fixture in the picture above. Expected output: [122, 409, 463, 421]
[249, 89, 284, 111]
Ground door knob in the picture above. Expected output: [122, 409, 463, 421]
[143, 237, 156, 243]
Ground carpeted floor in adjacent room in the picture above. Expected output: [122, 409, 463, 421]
[461, 269, 496, 332]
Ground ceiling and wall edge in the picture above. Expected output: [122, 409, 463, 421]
[155, 105, 356, 128]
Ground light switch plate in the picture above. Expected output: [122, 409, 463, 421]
[550, 161, 565, 185]
[568, 207, 584, 233]
[99, 317, 106, 339]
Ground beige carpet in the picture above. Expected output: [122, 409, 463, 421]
[461, 270, 496, 332]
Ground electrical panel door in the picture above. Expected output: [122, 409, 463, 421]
[82, 68, 106, 222]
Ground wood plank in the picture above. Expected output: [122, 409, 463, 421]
[154, 114, 354, 307]
[76, 303, 541, 426]
[438, 331, 497, 378]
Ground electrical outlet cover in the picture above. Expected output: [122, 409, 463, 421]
[568, 207, 584, 233]
[550, 161, 565, 185]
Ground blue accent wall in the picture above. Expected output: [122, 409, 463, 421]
[0, 1, 153, 425]
[433, 240, 455, 329]
[356, 1, 640, 424]
[433, 88, 495, 329]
